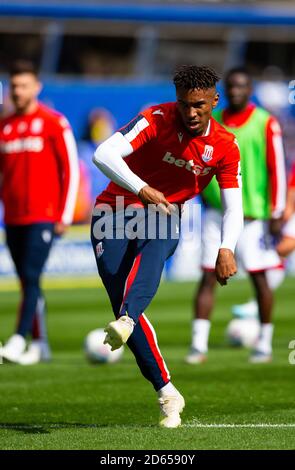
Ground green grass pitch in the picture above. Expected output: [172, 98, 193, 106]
[0, 278, 295, 450]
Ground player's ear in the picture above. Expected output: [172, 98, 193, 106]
[212, 92, 219, 109]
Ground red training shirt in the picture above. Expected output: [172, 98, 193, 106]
[96, 102, 241, 208]
[0, 103, 79, 225]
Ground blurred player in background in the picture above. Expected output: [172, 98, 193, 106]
[277, 162, 295, 257]
[92, 65, 243, 427]
[0, 60, 79, 365]
[240, 161, 295, 317]
[186, 68, 286, 365]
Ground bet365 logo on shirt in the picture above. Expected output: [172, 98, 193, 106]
[162, 152, 212, 176]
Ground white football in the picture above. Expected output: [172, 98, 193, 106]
[226, 318, 260, 348]
[84, 328, 124, 364]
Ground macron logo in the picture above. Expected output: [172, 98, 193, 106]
[162, 152, 212, 176]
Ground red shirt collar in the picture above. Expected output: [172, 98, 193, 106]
[222, 103, 256, 128]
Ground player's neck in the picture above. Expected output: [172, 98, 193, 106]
[227, 102, 250, 115]
[15, 100, 39, 116]
[196, 120, 210, 137]
[188, 120, 211, 137]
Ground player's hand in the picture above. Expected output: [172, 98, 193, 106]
[269, 217, 283, 237]
[215, 248, 237, 286]
[54, 222, 69, 236]
[138, 185, 174, 215]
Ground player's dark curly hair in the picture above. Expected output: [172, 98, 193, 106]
[224, 67, 252, 83]
[9, 59, 38, 77]
[173, 65, 220, 90]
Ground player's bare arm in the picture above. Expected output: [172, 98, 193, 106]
[283, 186, 295, 222]
[269, 217, 283, 237]
[266, 117, 286, 237]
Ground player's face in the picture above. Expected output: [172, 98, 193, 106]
[10, 73, 41, 113]
[176, 87, 219, 136]
[225, 73, 252, 111]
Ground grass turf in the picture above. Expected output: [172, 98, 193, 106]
[0, 278, 295, 450]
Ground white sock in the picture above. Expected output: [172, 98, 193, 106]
[244, 299, 258, 308]
[266, 268, 285, 290]
[256, 323, 274, 354]
[158, 382, 178, 398]
[191, 319, 211, 353]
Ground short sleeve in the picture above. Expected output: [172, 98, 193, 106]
[216, 138, 242, 189]
[119, 109, 157, 152]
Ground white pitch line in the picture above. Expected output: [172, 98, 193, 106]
[184, 423, 295, 429]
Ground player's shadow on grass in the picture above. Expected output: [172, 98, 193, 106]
[0, 422, 150, 435]
[0, 423, 51, 434]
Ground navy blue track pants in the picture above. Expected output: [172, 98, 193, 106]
[91, 208, 180, 391]
[6, 223, 54, 340]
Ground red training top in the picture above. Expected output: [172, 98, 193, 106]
[0, 103, 79, 225]
[96, 102, 241, 208]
